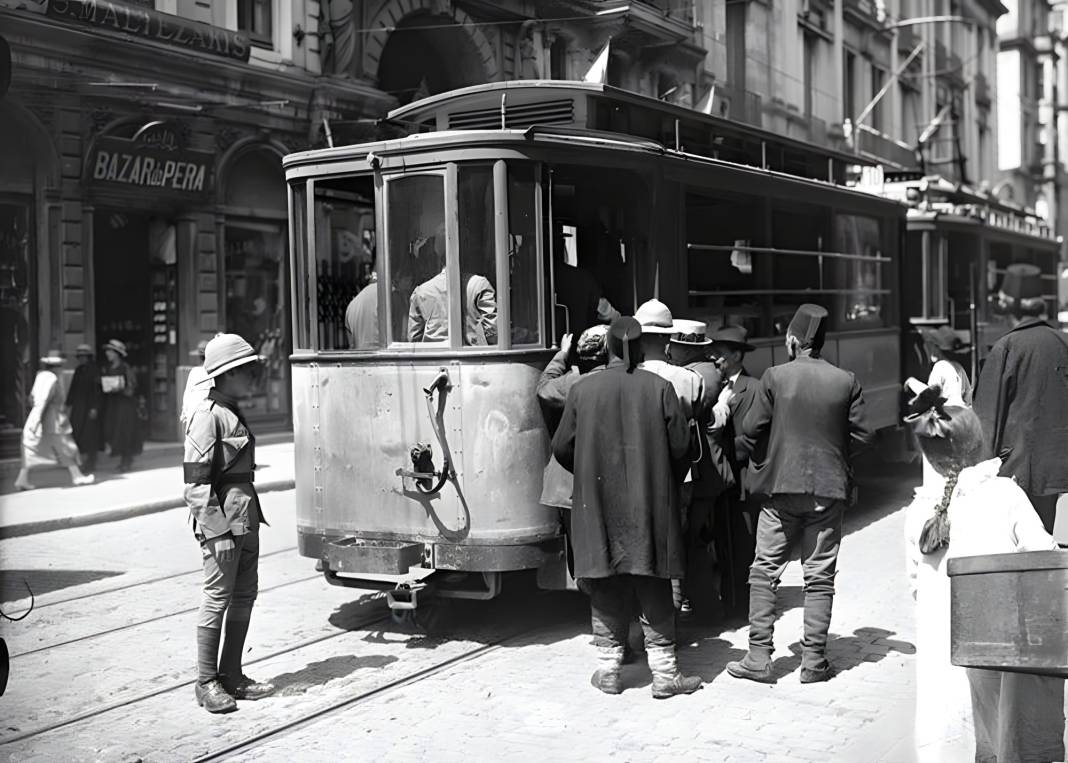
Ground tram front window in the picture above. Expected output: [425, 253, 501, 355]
[388, 175, 448, 345]
[454, 165, 498, 346]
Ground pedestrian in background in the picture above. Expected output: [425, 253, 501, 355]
[180, 339, 212, 429]
[903, 382, 1063, 762]
[66, 343, 102, 476]
[709, 324, 760, 619]
[14, 350, 94, 490]
[973, 263, 1068, 534]
[727, 304, 873, 685]
[99, 339, 141, 472]
[184, 333, 274, 714]
[552, 316, 701, 699]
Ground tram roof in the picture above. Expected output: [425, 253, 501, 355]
[383, 80, 872, 184]
[281, 127, 904, 210]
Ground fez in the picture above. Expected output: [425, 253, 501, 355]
[787, 303, 829, 347]
[1000, 263, 1043, 301]
[608, 316, 643, 371]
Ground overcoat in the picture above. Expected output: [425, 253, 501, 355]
[725, 369, 760, 497]
[742, 355, 873, 501]
[684, 359, 733, 498]
[100, 359, 143, 458]
[551, 361, 690, 579]
[66, 361, 102, 456]
[973, 318, 1068, 496]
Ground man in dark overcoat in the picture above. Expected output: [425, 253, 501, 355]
[66, 344, 102, 474]
[552, 316, 702, 699]
[709, 325, 761, 618]
[727, 305, 873, 685]
[974, 263, 1068, 533]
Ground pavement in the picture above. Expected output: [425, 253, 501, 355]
[0, 434, 294, 538]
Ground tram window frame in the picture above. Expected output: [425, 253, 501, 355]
[832, 211, 889, 330]
[289, 181, 311, 351]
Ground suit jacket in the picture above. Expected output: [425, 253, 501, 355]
[973, 318, 1068, 496]
[685, 359, 734, 498]
[552, 362, 690, 579]
[742, 356, 873, 501]
[725, 368, 760, 498]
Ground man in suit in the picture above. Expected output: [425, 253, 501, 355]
[974, 263, 1068, 533]
[709, 325, 760, 618]
[552, 317, 702, 699]
[727, 305, 873, 684]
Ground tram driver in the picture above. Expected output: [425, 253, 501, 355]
[407, 230, 498, 346]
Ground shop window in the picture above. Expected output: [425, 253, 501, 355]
[0, 199, 34, 438]
[387, 174, 447, 345]
[237, 0, 272, 47]
[311, 176, 376, 350]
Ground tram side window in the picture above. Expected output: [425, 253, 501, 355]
[508, 163, 540, 346]
[833, 213, 885, 328]
[769, 206, 830, 335]
[389, 175, 448, 345]
[455, 166, 498, 346]
[312, 176, 376, 351]
[290, 182, 311, 348]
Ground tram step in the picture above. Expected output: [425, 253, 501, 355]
[324, 537, 425, 575]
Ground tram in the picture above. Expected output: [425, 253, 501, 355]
[282, 80, 907, 610]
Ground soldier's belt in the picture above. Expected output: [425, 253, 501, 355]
[216, 472, 254, 486]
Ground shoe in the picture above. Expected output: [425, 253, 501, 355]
[651, 674, 703, 699]
[800, 665, 836, 684]
[195, 679, 237, 713]
[72, 475, 95, 486]
[726, 655, 775, 684]
[220, 673, 275, 700]
[14, 481, 35, 491]
[590, 669, 623, 695]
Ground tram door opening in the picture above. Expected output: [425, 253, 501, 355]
[94, 212, 178, 441]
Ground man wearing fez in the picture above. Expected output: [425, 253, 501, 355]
[552, 316, 702, 699]
[974, 263, 1068, 533]
[708, 325, 761, 618]
[727, 304, 873, 684]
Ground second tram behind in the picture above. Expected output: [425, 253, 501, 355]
[283, 80, 927, 609]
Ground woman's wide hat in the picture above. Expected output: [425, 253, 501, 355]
[203, 333, 261, 380]
[39, 349, 66, 366]
[74, 343, 93, 357]
[710, 325, 756, 352]
[919, 325, 971, 354]
[102, 339, 127, 357]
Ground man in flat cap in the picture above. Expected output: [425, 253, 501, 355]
[552, 317, 701, 699]
[727, 304, 873, 684]
[974, 263, 1068, 532]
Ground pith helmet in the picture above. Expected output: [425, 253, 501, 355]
[634, 299, 679, 334]
[203, 333, 261, 379]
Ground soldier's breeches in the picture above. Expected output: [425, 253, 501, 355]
[198, 530, 260, 630]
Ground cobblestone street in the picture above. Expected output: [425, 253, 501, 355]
[0, 470, 930, 762]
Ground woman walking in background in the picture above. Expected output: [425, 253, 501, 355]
[66, 343, 102, 475]
[14, 350, 94, 490]
[100, 339, 142, 472]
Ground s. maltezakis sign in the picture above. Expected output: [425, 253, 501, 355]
[47, 0, 251, 62]
[88, 129, 215, 196]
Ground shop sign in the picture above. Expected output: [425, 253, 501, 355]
[47, 0, 250, 62]
[89, 125, 214, 196]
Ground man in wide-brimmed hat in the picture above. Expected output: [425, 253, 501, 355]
[183, 333, 274, 713]
[974, 263, 1068, 532]
[727, 304, 873, 685]
[552, 317, 701, 699]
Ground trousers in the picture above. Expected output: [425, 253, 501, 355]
[198, 529, 260, 629]
[747, 495, 843, 671]
[579, 575, 675, 650]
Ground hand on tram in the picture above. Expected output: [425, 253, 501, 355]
[560, 332, 574, 357]
[210, 534, 236, 563]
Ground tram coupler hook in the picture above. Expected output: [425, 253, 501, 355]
[424, 368, 452, 397]
[386, 580, 429, 611]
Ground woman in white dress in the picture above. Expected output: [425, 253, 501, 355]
[903, 383, 1063, 762]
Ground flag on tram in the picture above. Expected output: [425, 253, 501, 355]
[583, 39, 611, 84]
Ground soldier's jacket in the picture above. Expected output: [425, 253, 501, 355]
[183, 388, 267, 540]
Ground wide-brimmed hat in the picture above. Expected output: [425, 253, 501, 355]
[634, 299, 679, 334]
[670, 319, 712, 347]
[102, 339, 127, 357]
[189, 339, 210, 360]
[39, 349, 65, 366]
[787, 304, 829, 346]
[202, 333, 261, 380]
[74, 344, 93, 357]
[1000, 263, 1043, 301]
[919, 325, 970, 354]
[710, 325, 756, 352]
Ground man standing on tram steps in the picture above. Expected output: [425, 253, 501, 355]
[727, 304, 873, 685]
[184, 333, 275, 714]
[552, 317, 702, 699]
[973, 263, 1068, 534]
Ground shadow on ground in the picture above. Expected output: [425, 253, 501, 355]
[0, 569, 123, 601]
[269, 654, 400, 696]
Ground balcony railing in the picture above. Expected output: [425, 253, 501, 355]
[722, 88, 763, 127]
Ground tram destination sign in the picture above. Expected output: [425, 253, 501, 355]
[89, 135, 214, 196]
[47, 0, 251, 61]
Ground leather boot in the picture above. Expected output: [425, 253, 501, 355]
[219, 673, 276, 700]
[195, 679, 237, 713]
[726, 651, 775, 683]
[647, 644, 702, 699]
[590, 644, 624, 695]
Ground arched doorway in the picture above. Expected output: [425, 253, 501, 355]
[377, 11, 490, 105]
[221, 144, 290, 428]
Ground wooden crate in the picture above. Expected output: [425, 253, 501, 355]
[948, 550, 1068, 677]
